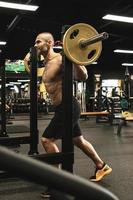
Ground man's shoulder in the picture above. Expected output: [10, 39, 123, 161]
[50, 53, 62, 63]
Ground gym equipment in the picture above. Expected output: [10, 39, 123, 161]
[120, 98, 128, 111]
[80, 111, 113, 125]
[81, 111, 109, 117]
[124, 66, 131, 99]
[121, 111, 132, 118]
[0, 56, 7, 137]
[94, 87, 113, 112]
[63, 23, 109, 66]
[0, 48, 38, 154]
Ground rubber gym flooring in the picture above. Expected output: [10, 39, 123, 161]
[0, 113, 133, 200]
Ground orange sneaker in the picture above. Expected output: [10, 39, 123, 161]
[90, 163, 112, 182]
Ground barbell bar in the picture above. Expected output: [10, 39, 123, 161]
[79, 32, 109, 49]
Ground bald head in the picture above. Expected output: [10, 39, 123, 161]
[34, 32, 55, 55]
[36, 32, 54, 46]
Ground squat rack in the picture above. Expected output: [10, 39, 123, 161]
[0, 25, 74, 173]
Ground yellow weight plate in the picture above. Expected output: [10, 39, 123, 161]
[63, 23, 102, 66]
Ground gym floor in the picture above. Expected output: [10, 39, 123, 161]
[0, 114, 133, 200]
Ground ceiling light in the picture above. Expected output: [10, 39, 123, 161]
[114, 49, 133, 54]
[102, 14, 133, 23]
[122, 63, 133, 66]
[0, 41, 6, 45]
[0, 1, 38, 11]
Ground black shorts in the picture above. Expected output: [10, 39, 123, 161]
[42, 97, 82, 139]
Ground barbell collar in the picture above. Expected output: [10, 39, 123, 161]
[79, 32, 109, 49]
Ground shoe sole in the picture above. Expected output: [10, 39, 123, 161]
[90, 168, 112, 182]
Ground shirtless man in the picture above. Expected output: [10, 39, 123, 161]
[34, 32, 112, 182]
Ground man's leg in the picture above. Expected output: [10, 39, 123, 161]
[73, 135, 112, 181]
[40, 137, 60, 198]
[73, 135, 104, 167]
[41, 137, 59, 153]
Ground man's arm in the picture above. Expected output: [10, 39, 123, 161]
[24, 52, 30, 73]
[73, 64, 88, 81]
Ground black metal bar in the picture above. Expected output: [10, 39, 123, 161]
[124, 66, 130, 100]
[0, 54, 8, 137]
[0, 136, 31, 145]
[31, 152, 74, 164]
[0, 146, 119, 200]
[79, 32, 109, 48]
[0, 152, 73, 180]
[29, 47, 38, 155]
[61, 25, 74, 172]
[117, 119, 126, 136]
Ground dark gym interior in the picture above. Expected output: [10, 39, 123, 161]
[0, 1, 133, 200]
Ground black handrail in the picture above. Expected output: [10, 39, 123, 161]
[0, 146, 119, 200]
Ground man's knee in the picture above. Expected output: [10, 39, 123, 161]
[41, 137, 51, 148]
[73, 135, 84, 147]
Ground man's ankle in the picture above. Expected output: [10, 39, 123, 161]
[96, 162, 105, 170]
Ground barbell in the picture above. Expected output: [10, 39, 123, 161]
[62, 23, 109, 66]
[25, 23, 109, 74]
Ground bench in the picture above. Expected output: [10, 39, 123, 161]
[81, 111, 109, 116]
[80, 111, 112, 123]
